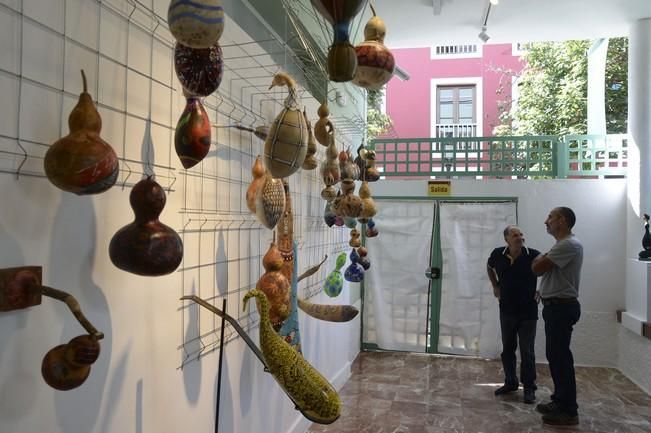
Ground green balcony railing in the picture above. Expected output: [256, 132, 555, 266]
[369, 134, 628, 179]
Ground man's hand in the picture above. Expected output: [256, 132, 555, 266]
[493, 284, 500, 300]
[532, 253, 554, 275]
[534, 290, 541, 303]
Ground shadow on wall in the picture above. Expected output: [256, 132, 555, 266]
[97, 347, 131, 433]
[48, 193, 112, 432]
[183, 281, 203, 404]
[216, 353, 234, 433]
[216, 229, 228, 298]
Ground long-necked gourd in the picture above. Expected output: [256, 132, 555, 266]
[244, 289, 341, 424]
[297, 297, 359, 323]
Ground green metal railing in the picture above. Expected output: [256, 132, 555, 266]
[369, 134, 628, 178]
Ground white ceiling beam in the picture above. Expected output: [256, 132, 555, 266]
[432, 0, 442, 15]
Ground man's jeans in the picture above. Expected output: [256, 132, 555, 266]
[499, 312, 537, 390]
[543, 302, 581, 416]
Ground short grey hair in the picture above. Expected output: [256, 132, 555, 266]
[503, 225, 519, 238]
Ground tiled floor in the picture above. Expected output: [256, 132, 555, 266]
[308, 351, 651, 433]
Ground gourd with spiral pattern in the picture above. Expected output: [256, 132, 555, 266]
[174, 42, 223, 97]
[344, 248, 364, 282]
[254, 172, 285, 230]
[264, 73, 308, 178]
[301, 108, 318, 170]
[256, 241, 290, 330]
[174, 96, 211, 169]
[41, 334, 101, 391]
[246, 155, 265, 214]
[323, 252, 346, 297]
[310, 0, 365, 82]
[244, 289, 341, 424]
[109, 177, 183, 276]
[44, 70, 119, 195]
[352, 5, 395, 90]
[168, 0, 224, 49]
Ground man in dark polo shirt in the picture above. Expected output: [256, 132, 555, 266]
[487, 225, 540, 404]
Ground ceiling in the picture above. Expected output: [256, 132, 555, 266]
[370, 0, 651, 48]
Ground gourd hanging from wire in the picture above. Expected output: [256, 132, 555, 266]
[352, 3, 395, 90]
[264, 72, 308, 178]
[174, 92, 211, 169]
[168, 0, 224, 49]
[301, 108, 318, 170]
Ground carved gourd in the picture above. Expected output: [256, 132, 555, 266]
[246, 155, 265, 214]
[244, 289, 341, 424]
[344, 248, 364, 282]
[337, 179, 363, 218]
[357, 181, 377, 223]
[255, 172, 285, 230]
[109, 177, 183, 276]
[301, 108, 318, 170]
[323, 252, 346, 297]
[349, 228, 361, 248]
[174, 42, 223, 97]
[357, 246, 371, 270]
[352, 6, 395, 90]
[323, 201, 336, 227]
[314, 103, 331, 146]
[365, 149, 381, 181]
[175, 95, 211, 169]
[41, 334, 101, 391]
[339, 149, 359, 180]
[264, 73, 308, 178]
[256, 242, 290, 330]
[311, 0, 365, 82]
[276, 180, 294, 283]
[320, 131, 340, 201]
[44, 70, 119, 195]
[168, 0, 224, 49]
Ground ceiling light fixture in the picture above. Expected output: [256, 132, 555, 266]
[393, 64, 411, 81]
[478, 26, 490, 43]
[489, 0, 499, 5]
[478, 1, 493, 43]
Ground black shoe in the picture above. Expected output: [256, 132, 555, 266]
[494, 384, 518, 396]
[523, 389, 535, 404]
[542, 410, 579, 426]
[536, 401, 559, 414]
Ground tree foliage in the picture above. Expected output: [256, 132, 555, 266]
[366, 88, 393, 140]
[498, 38, 628, 136]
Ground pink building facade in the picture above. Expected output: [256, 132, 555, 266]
[385, 44, 525, 139]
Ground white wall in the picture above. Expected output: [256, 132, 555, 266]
[373, 179, 628, 367]
[0, 2, 360, 433]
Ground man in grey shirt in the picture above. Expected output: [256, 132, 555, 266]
[532, 207, 583, 426]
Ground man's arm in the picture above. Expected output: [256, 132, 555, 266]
[532, 253, 554, 275]
[487, 265, 500, 299]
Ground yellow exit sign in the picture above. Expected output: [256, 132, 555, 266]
[428, 180, 451, 196]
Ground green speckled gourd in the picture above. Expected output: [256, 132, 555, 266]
[323, 252, 346, 297]
[243, 289, 341, 424]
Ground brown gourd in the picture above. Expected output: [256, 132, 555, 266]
[41, 334, 101, 391]
[301, 108, 318, 170]
[256, 240, 290, 330]
[44, 70, 119, 195]
[246, 155, 265, 214]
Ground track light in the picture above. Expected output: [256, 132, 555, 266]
[489, 0, 499, 4]
[478, 26, 490, 43]
[393, 65, 411, 81]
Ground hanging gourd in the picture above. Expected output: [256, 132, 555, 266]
[357, 181, 377, 223]
[364, 148, 381, 181]
[174, 42, 224, 97]
[264, 72, 308, 178]
[44, 70, 119, 195]
[354, 141, 368, 175]
[339, 149, 359, 180]
[323, 201, 336, 227]
[337, 179, 363, 218]
[255, 172, 285, 230]
[323, 252, 346, 297]
[256, 240, 290, 331]
[352, 4, 395, 90]
[343, 216, 357, 229]
[314, 103, 331, 146]
[246, 155, 265, 214]
[366, 218, 379, 237]
[301, 108, 318, 170]
[349, 228, 361, 248]
[320, 131, 340, 202]
[357, 246, 370, 270]
[109, 177, 183, 276]
[41, 334, 101, 391]
[168, 0, 224, 48]
[174, 93, 211, 169]
[297, 297, 359, 322]
[276, 180, 293, 282]
[310, 0, 366, 82]
[344, 248, 364, 282]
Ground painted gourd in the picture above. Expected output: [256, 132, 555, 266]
[364, 149, 381, 181]
[297, 297, 359, 322]
[337, 179, 363, 218]
[41, 334, 100, 391]
[301, 108, 318, 170]
[323, 202, 336, 227]
[320, 130, 340, 201]
[344, 248, 364, 282]
[276, 180, 294, 283]
[313, 103, 331, 146]
[310, 0, 365, 82]
[354, 141, 368, 176]
[246, 155, 265, 214]
[339, 149, 359, 180]
[264, 73, 308, 178]
[109, 177, 183, 276]
[256, 241, 290, 330]
[357, 246, 370, 270]
[366, 218, 379, 237]
[349, 228, 361, 248]
[254, 172, 285, 229]
[279, 241, 301, 352]
[175, 96, 211, 169]
[168, 0, 224, 49]
[174, 42, 223, 97]
[357, 181, 377, 223]
[244, 289, 341, 424]
[324, 252, 346, 297]
[352, 6, 395, 90]
[44, 70, 119, 195]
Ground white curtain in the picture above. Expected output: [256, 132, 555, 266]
[437, 201, 517, 358]
[363, 200, 435, 352]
